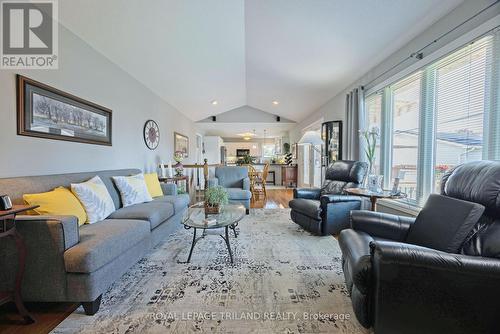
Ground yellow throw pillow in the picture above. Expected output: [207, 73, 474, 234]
[144, 173, 164, 198]
[23, 187, 87, 226]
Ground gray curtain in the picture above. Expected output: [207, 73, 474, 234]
[345, 87, 365, 161]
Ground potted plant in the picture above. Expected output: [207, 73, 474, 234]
[173, 151, 184, 176]
[204, 185, 229, 214]
[237, 154, 256, 165]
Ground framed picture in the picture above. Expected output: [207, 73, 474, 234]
[174, 132, 189, 158]
[17, 75, 112, 146]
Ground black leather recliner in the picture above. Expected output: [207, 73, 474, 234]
[289, 160, 368, 235]
[339, 160, 500, 334]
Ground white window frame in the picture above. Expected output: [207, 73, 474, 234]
[366, 20, 500, 209]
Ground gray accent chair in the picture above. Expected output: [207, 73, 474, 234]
[0, 169, 189, 315]
[208, 166, 252, 214]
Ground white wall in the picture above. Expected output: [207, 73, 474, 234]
[289, 0, 499, 155]
[0, 25, 197, 177]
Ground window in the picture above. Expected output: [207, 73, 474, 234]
[391, 74, 421, 200]
[432, 37, 491, 192]
[364, 29, 500, 206]
[262, 144, 275, 158]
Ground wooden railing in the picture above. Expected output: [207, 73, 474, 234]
[160, 159, 222, 203]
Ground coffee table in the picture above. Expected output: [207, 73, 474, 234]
[181, 203, 246, 264]
[344, 188, 407, 211]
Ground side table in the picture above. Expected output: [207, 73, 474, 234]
[0, 204, 39, 324]
[344, 188, 407, 211]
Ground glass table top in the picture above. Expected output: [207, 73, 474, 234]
[182, 203, 246, 229]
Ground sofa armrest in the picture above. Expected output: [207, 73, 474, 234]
[160, 183, 177, 196]
[208, 177, 219, 188]
[351, 210, 415, 242]
[293, 188, 321, 200]
[2, 215, 80, 301]
[242, 177, 250, 191]
[15, 215, 79, 251]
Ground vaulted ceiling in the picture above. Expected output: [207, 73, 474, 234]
[59, 0, 463, 122]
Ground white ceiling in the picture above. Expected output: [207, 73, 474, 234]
[59, 0, 463, 122]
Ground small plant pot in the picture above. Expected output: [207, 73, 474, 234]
[204, 203, 220, 215]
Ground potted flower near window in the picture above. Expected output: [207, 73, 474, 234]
[204, 186, 229, 214]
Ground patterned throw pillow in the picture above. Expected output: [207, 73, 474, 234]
[112, 173, 153, 207]
[71, 176, 116, 224]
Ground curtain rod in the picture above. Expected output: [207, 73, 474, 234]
[363, 0, 499, 89]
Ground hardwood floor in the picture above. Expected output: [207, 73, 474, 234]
[0, 189, 294, 334]
[251, 188, 293, 209]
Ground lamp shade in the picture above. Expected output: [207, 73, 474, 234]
[298, 131, 323, 146]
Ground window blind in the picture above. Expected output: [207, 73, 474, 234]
[422, 29, 500, 195]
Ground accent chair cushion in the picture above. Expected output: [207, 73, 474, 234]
[406, 194, 485, 253]
[144, 173, 164, 198]
[112, 173, 153, 207]
[23, 187, 87, 226]
[71, 176, 116, 224]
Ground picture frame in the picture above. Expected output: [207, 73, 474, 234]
[174, 132, 189, 158]
[17, 75, 112, 146]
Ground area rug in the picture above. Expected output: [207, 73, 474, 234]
[52, 209, 369, 334]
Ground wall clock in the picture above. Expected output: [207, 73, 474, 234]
[144, 120, 160, 150]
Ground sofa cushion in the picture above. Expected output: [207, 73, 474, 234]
[406, 194, 485, 253]
[108, 201, 174, 230]
[64, 219, 149, 273]
[289, 198, 321, 220]
[153, 194, 189, 214]
[226, 188, 252, 200]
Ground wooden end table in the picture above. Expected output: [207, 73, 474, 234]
[344, 188, 406, 211]
[0, 204, 39, 324]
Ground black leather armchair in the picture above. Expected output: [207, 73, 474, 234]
[289, 160, 368, 235]
[339, 160, 500, 334]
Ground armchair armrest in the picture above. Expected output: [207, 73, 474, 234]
[160, 183, 177, 196]
[208, 177, 219, 188]
[320, 194, 363, 205]
[242, 177, 250, 191]
[293, 188, 321, 200]
[370, 240, 500, 333]
[351, 210, 415, 242]
[371, 241, 500, 276]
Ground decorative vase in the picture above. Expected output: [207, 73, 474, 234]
[204, 202, 220, 214]
[367, 174, 383, 193]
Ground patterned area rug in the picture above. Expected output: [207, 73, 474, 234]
[53, 209, 369, 334]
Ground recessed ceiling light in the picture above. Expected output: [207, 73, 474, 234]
[272, 101, 279, 105]
[211, 100, 218, 105]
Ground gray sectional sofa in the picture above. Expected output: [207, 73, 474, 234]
[0, 169, 189, 315]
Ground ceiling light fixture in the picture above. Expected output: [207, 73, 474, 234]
[272, 101, 279, 105]
[211, 100, 218, 105]
[237, 132, 256, 138]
